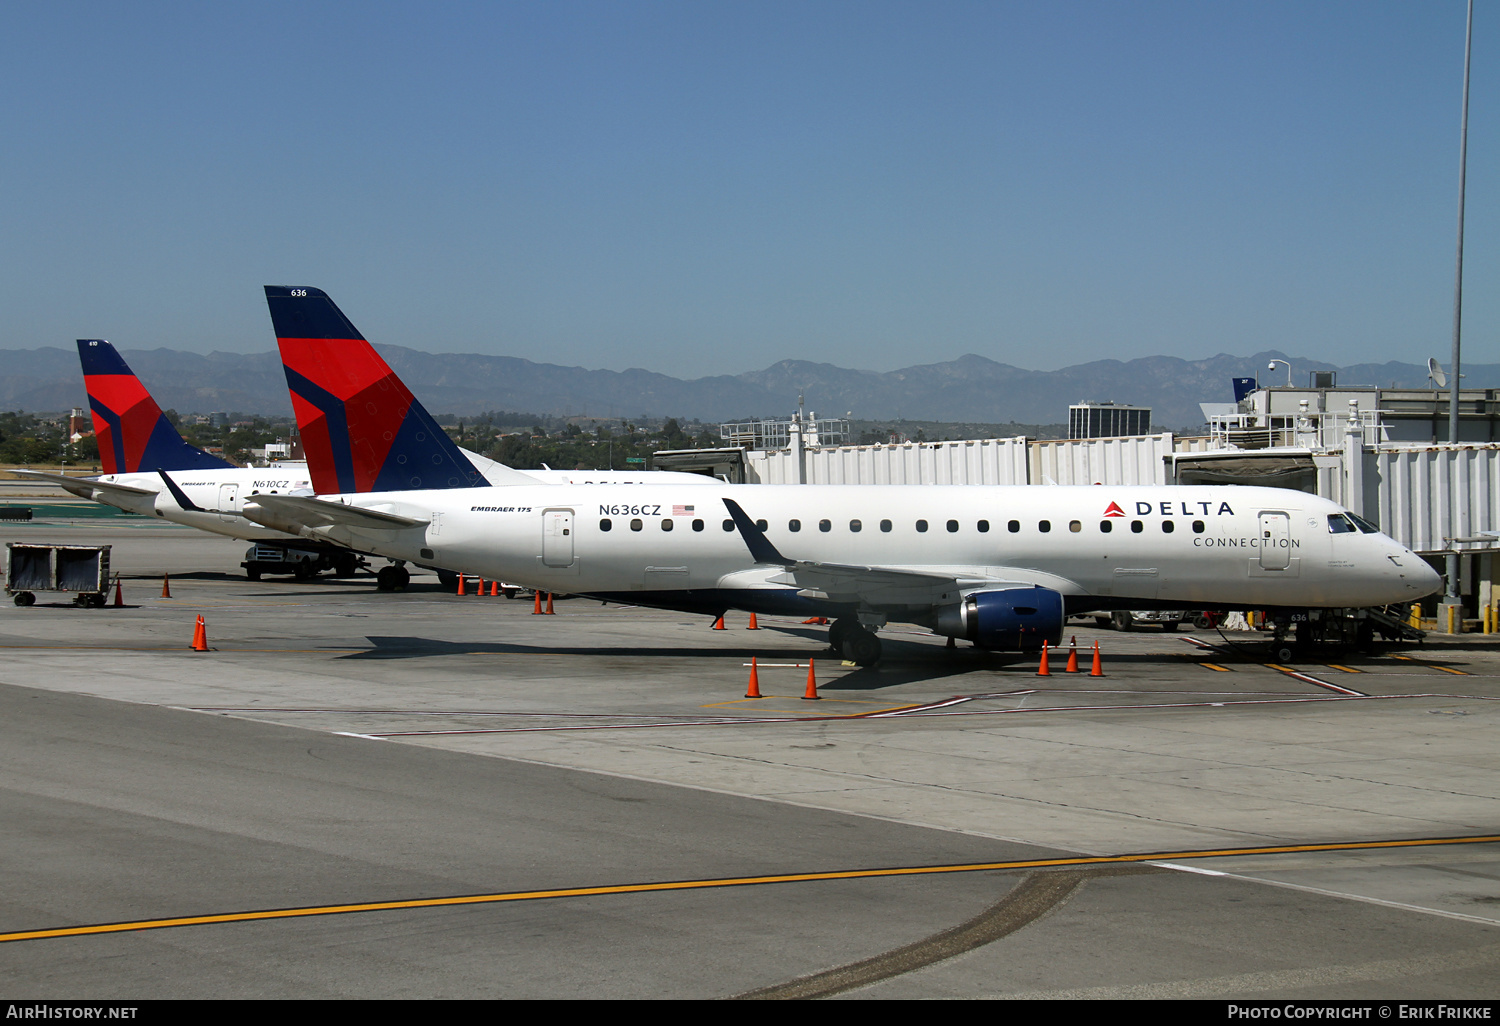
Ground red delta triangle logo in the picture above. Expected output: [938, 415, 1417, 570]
[1103, 501, 1126, 517]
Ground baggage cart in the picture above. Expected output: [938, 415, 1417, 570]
[6, 543, 112, 607]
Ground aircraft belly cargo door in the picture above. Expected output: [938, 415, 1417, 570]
[1258, 511, 1291, 571]
[542, 509, 575, 568]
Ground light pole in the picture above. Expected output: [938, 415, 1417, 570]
[1441, 0, 1475, 633]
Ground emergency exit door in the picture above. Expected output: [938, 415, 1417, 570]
[1258, 511, 1291, 571]
[542, 509, 575, 567]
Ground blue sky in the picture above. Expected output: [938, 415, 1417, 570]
[0, 1, 1493, 377]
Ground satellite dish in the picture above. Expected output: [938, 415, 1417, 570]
[1428, 357, 1448, 388]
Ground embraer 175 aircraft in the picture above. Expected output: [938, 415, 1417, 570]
[239, 286, 1442, 665]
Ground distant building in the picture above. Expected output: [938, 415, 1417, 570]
[1068, 402, 1151, 439]
[67, 408, 92, 443]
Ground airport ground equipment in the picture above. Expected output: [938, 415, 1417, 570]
[1097, 609, 1188, 631]
[6, 543, 111, 607]
[241, 542, 362, 581]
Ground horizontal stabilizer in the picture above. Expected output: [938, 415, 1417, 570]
[457, 447, 556, 487]
[11, 470, 158, 504]
[244, 494, 429, 535]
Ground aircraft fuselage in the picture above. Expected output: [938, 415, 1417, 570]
[254, 483, 1440, 618]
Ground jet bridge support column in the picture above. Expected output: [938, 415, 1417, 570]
[1343, 431, 1364, 517]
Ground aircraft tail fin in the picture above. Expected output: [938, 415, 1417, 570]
[264, 287, 487, 495]
[76, 339, 233, 474]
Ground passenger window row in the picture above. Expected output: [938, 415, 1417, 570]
[597, 517, 1209, 535]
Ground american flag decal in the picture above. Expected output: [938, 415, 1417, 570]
[673, 504, 695, 516]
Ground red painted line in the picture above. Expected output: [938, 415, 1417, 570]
[1281, 669, 1366, 697]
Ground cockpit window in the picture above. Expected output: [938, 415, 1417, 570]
[1327, 514, 1357, 534]
[1348, 513, 1380, 534]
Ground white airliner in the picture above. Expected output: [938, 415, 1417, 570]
[240, 286, 1442, 664]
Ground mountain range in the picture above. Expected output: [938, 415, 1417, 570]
[0, 346, 1489, 430]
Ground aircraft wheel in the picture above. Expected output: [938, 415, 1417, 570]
[502, 587, 516, 600]
[436, 570, 459, 589]
[1112, 611, 1134, 632]
[376, 566, 402, 592]
[1162, 619, 1179, 632]
[335, 554, 359, 577]
[394, 567, 410, 591]
[294, 559, 315, 581]
[246, 568, 261, 581]
[827, 618, 855, 653]
[841, 628, 882, 667]
[13, 592, 35, 607]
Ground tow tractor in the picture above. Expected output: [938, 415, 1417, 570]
[1261, 605, 1424, 663]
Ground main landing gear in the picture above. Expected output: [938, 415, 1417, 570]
[376, 563, 411, 592]
[828, 617, 882, 667]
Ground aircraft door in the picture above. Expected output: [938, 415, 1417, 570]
[1258, 511, 1291, 570]
[218, 483, 239, 522]
[542, 509, 575, 567]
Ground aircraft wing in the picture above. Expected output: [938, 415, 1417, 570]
[721, 497, 1033, 605]
[770, 561, 965, 605]
[11, 470, 158, 505]
[243, 494, 429, 534]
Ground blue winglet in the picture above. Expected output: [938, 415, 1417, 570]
[156, 470, 204, 512]
[722, 498, 793, 566]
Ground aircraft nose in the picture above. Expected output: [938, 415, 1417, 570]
[1402, 546, 1443, 597]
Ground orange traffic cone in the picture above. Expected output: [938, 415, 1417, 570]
[1065, 636, 1079, 673]
[532, 591, 543, 614]
[713, 615, 726, 630]
[747, 613, 759, 630]
[113, 577, 123, 607]
[802, 658, 820, 700]
[456, 574, 466, 596]
[161, 573, 171, 599]
[745, 657, 763, 698]
[545, 593, 555, 615]
[191, 615, 207, 652]
[1090, 640, 1105, 677]
[490, 580, 499, 596]
[1037, 641, 1051, 676]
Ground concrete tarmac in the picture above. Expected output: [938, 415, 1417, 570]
[1, 518, 1497, 998]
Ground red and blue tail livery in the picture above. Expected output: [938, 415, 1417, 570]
[264, 286, 487, 496]
[77, 339, 232, 475]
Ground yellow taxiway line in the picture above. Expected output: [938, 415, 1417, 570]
[3, 833, 1498, 946]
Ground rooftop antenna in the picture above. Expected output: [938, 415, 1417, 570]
[1428, 357, 1448, 389]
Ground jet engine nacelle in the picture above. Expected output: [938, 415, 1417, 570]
[934, 586, 1065, 652]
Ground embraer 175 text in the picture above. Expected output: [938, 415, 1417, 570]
[236, 286, 1442, 665]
